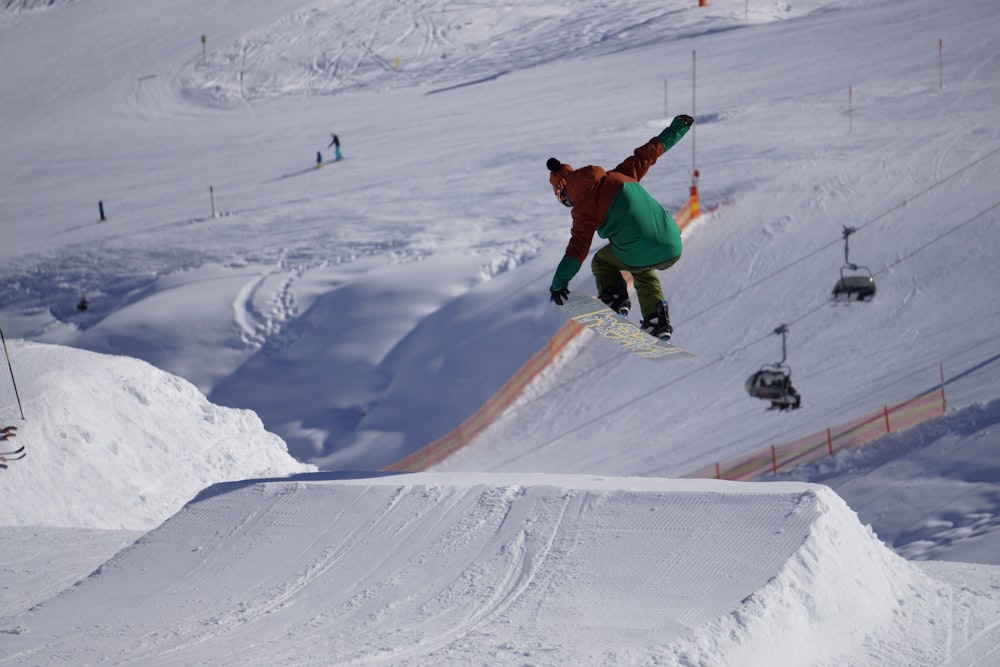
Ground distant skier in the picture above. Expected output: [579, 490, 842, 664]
[328, 133, 342, 160]
[547, 114, 694, 339]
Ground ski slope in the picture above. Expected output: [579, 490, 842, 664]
[2, 0, 1000, 664]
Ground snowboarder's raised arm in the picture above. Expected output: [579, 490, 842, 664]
[611, 139, 663, 182]
[612, 114, 694, 181]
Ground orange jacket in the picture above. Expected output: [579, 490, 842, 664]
[560, 138, 667, 265]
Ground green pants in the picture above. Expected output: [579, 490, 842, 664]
[591, 244, 680, 317]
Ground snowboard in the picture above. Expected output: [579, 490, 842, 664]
[555, 291, 694, 361]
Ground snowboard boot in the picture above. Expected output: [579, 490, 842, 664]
[598, 277, 631, 316]
[640, 301, 673, 340]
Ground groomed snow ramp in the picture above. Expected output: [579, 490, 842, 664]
[0, 474, 969, 666]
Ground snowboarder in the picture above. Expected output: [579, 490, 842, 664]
[328, 133, 342, 160]
[547, 114, 694, 339]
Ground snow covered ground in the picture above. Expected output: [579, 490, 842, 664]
[2, 0, 1000, 664]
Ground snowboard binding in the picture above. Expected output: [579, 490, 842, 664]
[598, 277, 631, 317]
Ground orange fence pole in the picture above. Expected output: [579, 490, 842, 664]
[940, 363, 947, 413]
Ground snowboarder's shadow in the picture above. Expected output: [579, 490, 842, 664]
[190, 470, 406, 503]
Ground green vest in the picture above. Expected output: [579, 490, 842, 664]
[598, 182, 682, 268]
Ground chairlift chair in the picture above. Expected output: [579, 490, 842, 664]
[832, 226, 876, 301]
[745, 325, 802, 410]
[746, 365, 801, 410]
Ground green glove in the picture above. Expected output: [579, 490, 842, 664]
[672, 114, 694, 128]
[658, 114, 694, 151]
[550, 255, 582, 292]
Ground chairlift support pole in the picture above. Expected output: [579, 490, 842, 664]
[842, 225, 858, 270]
[773, 324, 789, 365]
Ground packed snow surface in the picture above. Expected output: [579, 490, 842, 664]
[4, 475, 1000, 667]
[2, 0, 1000, 663]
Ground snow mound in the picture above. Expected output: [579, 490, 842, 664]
[0, 474, 966, 665]
[0, 342, 313, 530]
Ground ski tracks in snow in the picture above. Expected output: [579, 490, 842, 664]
[180, 0, 762, 106]
[0, 480, 586, 665]
[232, 253, 302, 350]
[69, 482, 423, 664]
[363, 486, 581, 665]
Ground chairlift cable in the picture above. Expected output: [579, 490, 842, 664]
[684, 146, 1000, 324]
[872, 199, 1000, 278]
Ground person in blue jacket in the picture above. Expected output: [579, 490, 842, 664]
[328, 133, 342, 160]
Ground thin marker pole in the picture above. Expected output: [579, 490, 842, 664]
[849, 85, 853, 133]
[939, 38, 943, 89]
[692, 50, 697, 175]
